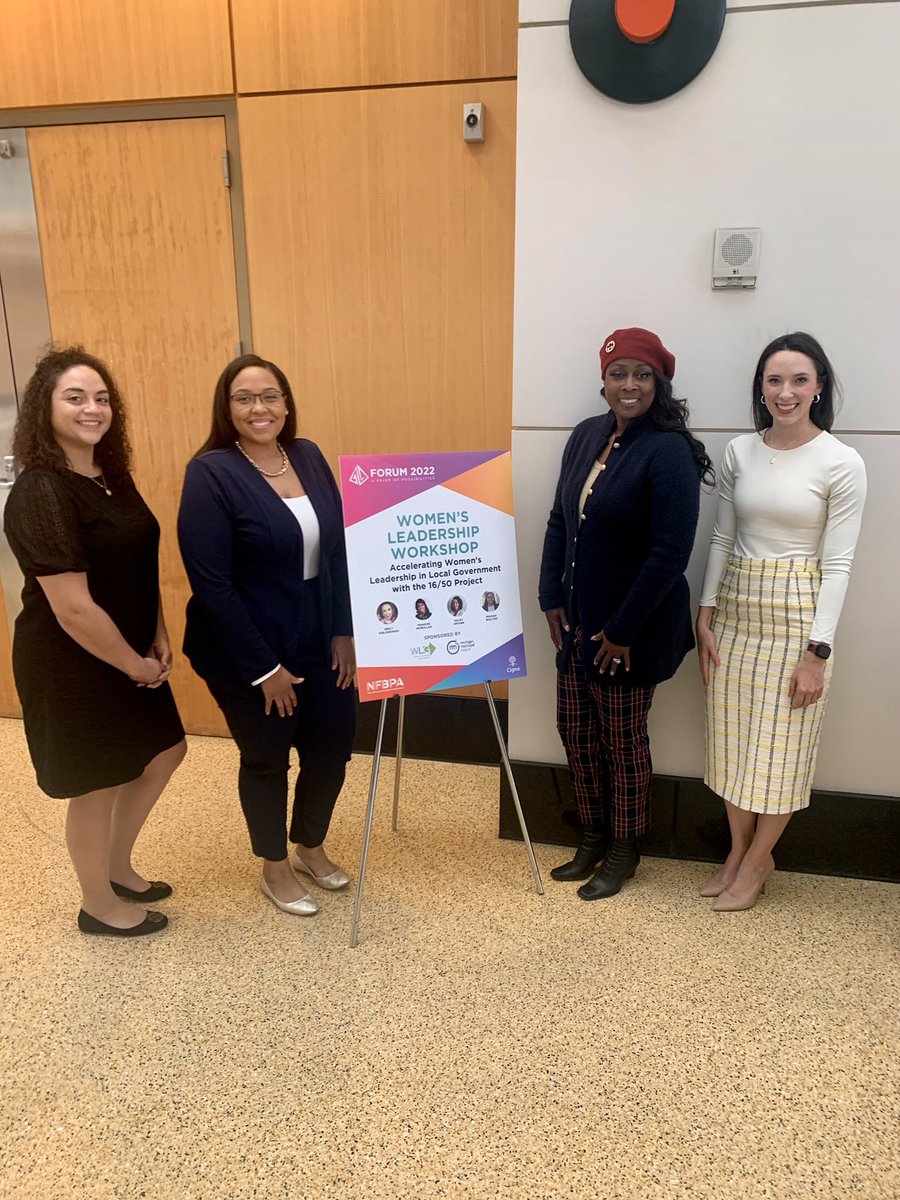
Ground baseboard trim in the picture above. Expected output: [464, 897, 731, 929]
[354, 696, 898, 882]
[500, 760, 900, 883]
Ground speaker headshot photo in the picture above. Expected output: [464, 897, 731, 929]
[448, 595, 465, 616]
[414, 598, 432, 621]
[377, 601, 398, 625]
[482, 591, 500, 612]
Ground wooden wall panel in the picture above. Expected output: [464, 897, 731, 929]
[1, 1, 233, 109]
[238, 82, 516, 466]
[232, 0, 517, 93]
[28, 118, 241, 735]
[0, 575, 21, 718]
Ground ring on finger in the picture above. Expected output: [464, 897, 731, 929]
[612, 657, 622, 664]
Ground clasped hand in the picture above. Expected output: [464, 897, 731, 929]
[134, 636, 173, 688]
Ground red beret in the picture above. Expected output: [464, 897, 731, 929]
[599, 327, 675, 380]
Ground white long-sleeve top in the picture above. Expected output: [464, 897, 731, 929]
[699, 431, 867, 644]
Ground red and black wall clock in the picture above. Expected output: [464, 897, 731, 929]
[569, 0, 727, 105]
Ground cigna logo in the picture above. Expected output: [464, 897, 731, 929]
[365, 677, 404, 693]
[348, 464, 370, 486]
[507, 655, 522, 676]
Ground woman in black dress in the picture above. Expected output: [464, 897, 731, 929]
[4, 348, 186, 937]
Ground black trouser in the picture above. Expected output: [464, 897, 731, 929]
[207, 659, 357, 861]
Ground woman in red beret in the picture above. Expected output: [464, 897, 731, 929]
[539, 328, 713, 899]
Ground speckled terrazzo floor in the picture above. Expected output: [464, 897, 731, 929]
[0, 717, 897, 1200]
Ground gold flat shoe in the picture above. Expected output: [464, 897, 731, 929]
[260, 876, 319, 916]
[290, 849, 351, 891]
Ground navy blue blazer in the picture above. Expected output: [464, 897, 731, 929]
[539, 410, 700, 687]
[178, 439, 352, 685]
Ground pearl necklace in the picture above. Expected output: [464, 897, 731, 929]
[234, 440, 289, 477]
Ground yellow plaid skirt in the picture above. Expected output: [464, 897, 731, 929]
[705, 556, 832, 814]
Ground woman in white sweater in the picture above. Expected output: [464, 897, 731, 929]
[696, 332, 866, 911]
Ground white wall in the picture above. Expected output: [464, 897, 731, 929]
[511, 0, 900, 797]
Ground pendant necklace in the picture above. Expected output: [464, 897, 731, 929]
[89, 473, 112, 495]
[764, 429, 813, 465]
[235, 440, 289, 478]
[70, 464, 112, 494]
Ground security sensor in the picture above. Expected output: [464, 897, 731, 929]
[712, 227, 761, 289]
[463, 103, 485, 143]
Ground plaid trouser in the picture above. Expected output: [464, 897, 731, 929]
[556, 627, 656, 839]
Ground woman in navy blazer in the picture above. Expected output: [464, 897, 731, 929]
[178, 355, 356, 917]
[539, 328, 713, 900]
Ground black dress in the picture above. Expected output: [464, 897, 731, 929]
[3, 469, 184, 798]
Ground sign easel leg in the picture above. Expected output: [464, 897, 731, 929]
[391, 694, 405, 832]
[483, 682, 545, 895]
[350, 696, 389, 948]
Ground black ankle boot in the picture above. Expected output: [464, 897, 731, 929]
[577, 837, 640, 900]
[550, 828, 610, 882]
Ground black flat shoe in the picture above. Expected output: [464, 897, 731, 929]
[78, 909, 168, 937]
[111, 880, 173, 902]
[577, 838, 640, 901]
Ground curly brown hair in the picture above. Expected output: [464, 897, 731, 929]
[12, 346, 133, 484]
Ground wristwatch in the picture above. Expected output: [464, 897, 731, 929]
[807, 641, 832, 660]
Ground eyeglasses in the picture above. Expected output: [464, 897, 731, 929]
[230, 390, 285, 408]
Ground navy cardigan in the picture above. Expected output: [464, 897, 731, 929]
[539, 410, 700, 687]
[177, 438, 352, 685]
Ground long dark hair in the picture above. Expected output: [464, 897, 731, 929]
[751, 332, 840, 433]
[649, 372, 716, 486]
[194, 354, 297, 457]
[12, 346, 133, 484]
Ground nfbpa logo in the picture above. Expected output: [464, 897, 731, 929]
[348, 464, 370, 486]
[366, 677, 404, 693]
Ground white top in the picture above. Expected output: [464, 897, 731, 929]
[699, 431, 867, 644]
[251, 496, 322, 686]
[282, 495, 321, 581]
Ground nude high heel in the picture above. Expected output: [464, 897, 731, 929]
[712, 862, 774, 912]
[699, 873, 729, 898]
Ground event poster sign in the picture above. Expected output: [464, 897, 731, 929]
[339, 451, 527, 701]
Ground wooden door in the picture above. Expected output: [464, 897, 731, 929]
[238, 82, 516, 466]
[28, 118, 240, 734]
[0, 581, 20, 716]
